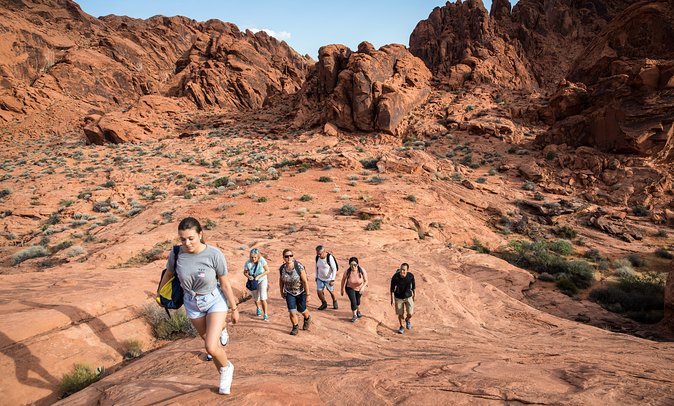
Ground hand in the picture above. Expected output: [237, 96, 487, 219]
[255, 276, 260, 281]
[329, 280, 334, 287]
[340, 290, 344, 296]
[391, 300, 394, 306]
[281, 292, 286, 299]
[360, 285, 366, 293]
[231, 308, 239, 324]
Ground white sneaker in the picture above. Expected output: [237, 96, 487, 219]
[219, 361, 234, 395]
[220, 328, 229, 346]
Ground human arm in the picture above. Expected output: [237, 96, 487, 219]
[390, 275, 395, 305]
[256, 261, 270, 280]
[340, 271, 347, 296]
[218, 274, 239, 324]
[300, 267, 310, 302]
[328, 254, 338, 284]
[411, 274, 416, 300]
[279, 268, 285, 298]
[360, 268, 368, 293]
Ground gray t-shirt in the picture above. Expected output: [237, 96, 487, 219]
[167, 245, 228, 296]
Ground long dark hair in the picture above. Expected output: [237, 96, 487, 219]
[178, 217, 204, 243]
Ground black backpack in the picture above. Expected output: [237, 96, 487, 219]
[315, 252, 339, 273]
[156, 245, 183, 317]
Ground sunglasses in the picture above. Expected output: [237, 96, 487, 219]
[350, 263, 358, 266]
[284, 254, 294, 258]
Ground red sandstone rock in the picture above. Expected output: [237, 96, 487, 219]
[295, 42, 431, 135]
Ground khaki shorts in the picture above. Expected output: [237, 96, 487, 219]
[395, 297, 414, 316]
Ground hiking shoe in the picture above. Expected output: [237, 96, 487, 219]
[333, 300, 338, 309]
[256, 308, 262, 316]
[219, 361, 234, 395]
[356, 310, 363, 318]
[220, 328, 229, 346]
[351, 315, 358, 322]
[302, 315, 312, 330]
[263, 314, 269, 321]
[290, 325, 299, 335]
[398, 326, 404, 334]
[406, 320, 412, 330]
[318, 301, 328, 311]
[206, 354, 213, 361]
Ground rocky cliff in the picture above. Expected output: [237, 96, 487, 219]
[0, 0, 311, 141]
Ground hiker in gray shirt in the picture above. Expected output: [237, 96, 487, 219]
[158, 217, 239, 395]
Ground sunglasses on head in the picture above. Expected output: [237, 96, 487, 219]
[284, 254, 293, 258]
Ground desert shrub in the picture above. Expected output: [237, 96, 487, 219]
[127, 207, 142, 217]
[368, 175, 386, 184]
[632, 205, 650, 217]
[655, 247, 673, 259]
[522, 181, 536, 191]
[92, 199, 113, 213]
[654, 229, 668, 238]
[11, 246, 49, 265]
[626, 253, 646, 268]
[318, 176, 332, 183]
[583, 248, 604, 262]
[122, 339, 143, 360]
[470, 239, 491, 254]
[365, 219, 382, 231]
[555, 225, 577, 239]
[476, 177, 487, 184]
[497, 240, 594, 288]
[300, 194, 312, 202]
[143, 304, 197, 339]
[204, 219, 217, 230]
[359, 212, 371, 221]
[212, 176, 230, 188]
[66, 245, 85, 257]
[339, 204, 357, 216]
[533, 192, 544, 201]
[121, 240, 172, 267]
[589, 272, 665, 323]
[53, 239, 74, 253]
[0, 189, 10, 199]
[360, 158, 379, 170]
[60, 363, 103, 397]
[45, 213, 61, 225]
[538, 272, 555, 282]
[556, 276, 579, 295]
[547, 239, 573, 255]
[405, 195, 417, 203]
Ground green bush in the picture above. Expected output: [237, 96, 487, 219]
[365, 219, 382, 231]
[11, 246, 49, 265]
[360, 158, 379, 170]
[318, 176, 332, 183]
[497, 240, 594, 288]
[53, 239, 74, 253]
[60, 363, 103, 397]
[632, 205, 650, 217]
[555, 225, 577, 239]
[212, 176, 230, 188]
[655, 247, 673, 259]
[299, 194, 312, 202]
[122, 339, 143, 360]
[548, 239, 573, 255]
[339, 204, 357, 216]
[556, 276, 579, 295]
[589, 272, 665, 323]
[257, 197, 268, 203]
[405, 195, 417, 203]
[143, 304, 197, 339]
[626, 254, 646, 268]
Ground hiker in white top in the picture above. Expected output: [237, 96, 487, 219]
[244, 248, 270, 321]
[315, 245, 338, 310]
[157, 217, 239, 395]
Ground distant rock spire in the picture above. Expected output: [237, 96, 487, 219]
[490, 0, 511, 20]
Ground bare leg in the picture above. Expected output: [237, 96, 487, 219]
[289, 311, 298, 326]
[201, 312, 229, 370]
[261, 299, 268, 315]
[317, 289, 326, 303]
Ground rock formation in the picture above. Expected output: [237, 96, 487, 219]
[0, 0, 311, 142]
[295, 42, 432, 134]
[409, 0, 536, 90]
[537, 0, 674, 162]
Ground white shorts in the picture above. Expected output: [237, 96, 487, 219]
[251, 278, 268, 302]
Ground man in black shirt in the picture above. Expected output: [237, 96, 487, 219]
[390, 263, 415, 334]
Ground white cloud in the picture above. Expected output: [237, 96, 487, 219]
[247, 27, 292, 41]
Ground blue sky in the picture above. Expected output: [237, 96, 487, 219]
[77, 1, 510, 58]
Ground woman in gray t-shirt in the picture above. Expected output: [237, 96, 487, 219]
[157, 217, 239, 395]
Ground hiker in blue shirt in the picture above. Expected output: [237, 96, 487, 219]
[244, 248, 270, 321]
